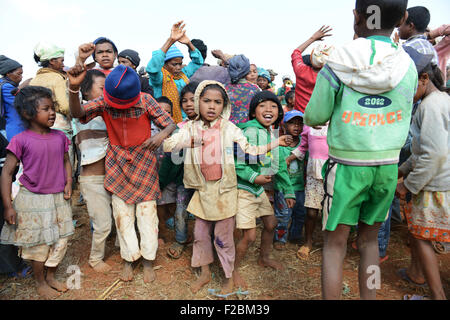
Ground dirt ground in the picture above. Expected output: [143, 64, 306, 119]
[1, 189, 449, 301]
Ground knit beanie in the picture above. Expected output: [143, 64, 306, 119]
[0, 55, 22, 75]
[228, 54, 250, 84]
[164, 45, 184, 62]
[104, 64, 141, 109]
[258, 68, 271, 82]
[118, 49, 141, 68]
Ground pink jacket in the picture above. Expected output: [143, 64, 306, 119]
[293, 125, 329, 160]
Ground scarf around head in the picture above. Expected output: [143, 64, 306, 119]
[161, 67, 189, 123]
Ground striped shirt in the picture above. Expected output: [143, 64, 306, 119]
[403, 34, 439, 65]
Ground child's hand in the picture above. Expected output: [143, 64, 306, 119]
[77, 43, 95, 65]
[143, 135, 165, 151]
[286, 154, 297, 167]
[393, 31, 400, 45]
[278, 135, 293, 147]
[395, 181, 409, 199]
[211, 50, 224, 59]
[4, 207, 17, 225]
[286, 199, 296, 209]
[254, 175, 272, 185]
[310, 25, 333, 42]
[170, 21, 187, 43]
[64, 182, 72, 200]
[67, 64, 87, 88]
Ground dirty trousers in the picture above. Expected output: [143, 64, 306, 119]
[79, 175, 112, 267]
[21, 237, 69, 268]
[111, 195, 159, 262]
[191, 216, 235, 279]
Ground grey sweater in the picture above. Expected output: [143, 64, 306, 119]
[400, 90, 450, 194]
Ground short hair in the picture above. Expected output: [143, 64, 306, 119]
[13, 86, 53, 128]
[180, 81, 200, 101]
[406, 6, 430, 33]
[80, 69, 106, 101]
[156, 96, 173, 110]
[355, 0, 408, 30]
[191, 39, 207, 61]
[285, 90, 295, 101]
[421, 63, 445, 92]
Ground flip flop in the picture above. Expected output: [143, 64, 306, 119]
[7, 265, 32, 279]
[208, 288, 249, 299]
[167, 242, 185, 259]
[296, 245, 311, 260]
[273, 241, 286, 251]
[397, 268, 427, 288]
[379, 255, 389, 264]
[403, 294, 430, 300]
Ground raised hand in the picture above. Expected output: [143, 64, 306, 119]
[311, 25, 333, 42]
[211, 50, 224, 59]
[77, 43, 96, 64]
[170, 21, 187, 43]
[67, 64, 87, 88]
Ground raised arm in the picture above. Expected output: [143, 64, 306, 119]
[67, 64, 87, 118]
[296, 25, 333, 54]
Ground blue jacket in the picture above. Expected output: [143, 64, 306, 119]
[0, 78, 24, 141]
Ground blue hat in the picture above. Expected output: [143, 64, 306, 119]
[92, 37, 118, 60]
[228, 54, 250, 84]
[284, 110, 304, 123]
[403, 46, 434, 74]
[104, 64, 141, 109]
[164, 45, 184, 62]
[258, 68, 271, 82]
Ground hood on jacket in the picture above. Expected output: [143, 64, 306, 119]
[194, 80, 231, 122]
[236, 118, 266, 131]
[35, 67, 66, 79]
[326, 37, 414, 95]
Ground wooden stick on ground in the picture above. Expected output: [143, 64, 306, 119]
[97, 279, 122, 300]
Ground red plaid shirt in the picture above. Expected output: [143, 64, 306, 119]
[80, 94, 174, 204]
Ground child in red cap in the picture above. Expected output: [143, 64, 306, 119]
[68, 62, 176, 283]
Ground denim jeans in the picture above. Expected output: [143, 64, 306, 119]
[274, 191, 306, 243]
[378, 206, 392, 258]
[175, 185, 195, 244]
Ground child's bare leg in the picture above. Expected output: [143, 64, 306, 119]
[298, 208, 318, 258]
[233, 229, 255, 290]
[222, 277, 234, 295]
[356, 222, 381, 300]
[414, 238, 447, 300]
[157, 205, 168, 244]
[31, 261, 59, 299]
[258, 215, 283, 270]
[120, 261, 134, 282]
[322, 224, 351, 300]
[191, 265, 211, 293]
[142, 259, 156, 283]
[406, 233, 426, 284]
[46, 266, 68, 292]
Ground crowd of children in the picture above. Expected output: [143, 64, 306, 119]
[0, 0, 449, 301]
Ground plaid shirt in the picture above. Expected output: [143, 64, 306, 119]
[403, 34, 439, 65]
[80, 94, 174, 204]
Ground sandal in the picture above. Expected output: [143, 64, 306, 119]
[403, 294, 430, 300]
[397, 268, 427, 288]
[273, 241, 286, 251]
[431, 241, 449, 255]
[379, 255, 389, 264]
[7, 265, 33, 279]
[296, 245, 311, 260]
[167, 242, 185, 259]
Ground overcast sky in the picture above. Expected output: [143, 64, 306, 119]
[1, 0, 449, 87]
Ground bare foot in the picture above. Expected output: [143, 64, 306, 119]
[36, 282, 60, 299]
[221, 278, 234, 296]
[143, 260, 156, 284]
[46, 276, 68, 292]
[258, 257, 284, 270]
[190, 269, 211, 294]
[92, 261, 112, 273]
[120, 261, 134, 282]
[232, 270, 248, 290]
